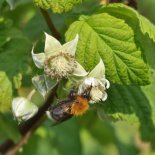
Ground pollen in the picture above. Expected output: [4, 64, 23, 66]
[44, 52, 77, 79]
[71, 96, 89, 116]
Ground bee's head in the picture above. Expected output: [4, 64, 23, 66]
[68, 90, 77, 99]
[81, 90, 90, 100]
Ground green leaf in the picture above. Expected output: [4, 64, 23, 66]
[98, 84, 155, 145]
[6, 0, 16, 10]
[66, 13, 149, 85]
[138, 15, 155, 43]
[0, 37, 32, 82]
[98, 3, 155, 43]
[0, 71, 12, 112]
[33, 0, 82, 13]
[0, 18, 20, 47]
[0, 113, 21, 143]
[0, 18, 33, 89]
[23, 13, 48, 41]
[141, 73, 155, 126]
[97, 3, 155, 68]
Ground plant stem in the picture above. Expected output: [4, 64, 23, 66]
[0, 85, 58, 154]
[6, 130, 32, 155]
[40, 9, 61, 40]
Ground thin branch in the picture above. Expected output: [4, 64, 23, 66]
[40, 9, 61, 40]
[6, 130, 32, 155]
[5, 115, 45, 155]
[0, 85, 58, 154]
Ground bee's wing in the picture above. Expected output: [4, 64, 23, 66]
[47, 99, 74, 123]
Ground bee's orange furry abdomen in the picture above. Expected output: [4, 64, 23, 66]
[71, 96, 89, 116]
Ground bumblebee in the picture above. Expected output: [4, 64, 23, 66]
[46, 90, 90, 124]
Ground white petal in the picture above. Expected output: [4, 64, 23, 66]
[32, 74, 57, 98]
[89, 100, 96, 104]
[12, 97, 26, 116]
[44, 32, 62, 53]
[84, 77, 98, 87]
[78, 84, 84, 95]
[89, 59, 105, 79]
[105, 79, 110, 89]
[90, 87, 103, 101]
[31, 48, 45, 69]
[72, 62, 88, 77]
[102, 93, 108, 101]
[63, 34, 79, 56]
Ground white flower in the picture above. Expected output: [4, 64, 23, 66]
[32, 32, 87, 79]
[78, 59, 110, 103]
[12, 97, 38, 123]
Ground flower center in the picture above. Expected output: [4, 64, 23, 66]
[44, 52, 77, 79]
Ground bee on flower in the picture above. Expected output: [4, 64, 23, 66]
[46, 59, 110, 124]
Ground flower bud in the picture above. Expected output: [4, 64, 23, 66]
[12, 97, 38, 123]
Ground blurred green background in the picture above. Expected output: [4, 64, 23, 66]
[1, 0, 155, 155]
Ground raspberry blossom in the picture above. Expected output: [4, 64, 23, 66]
[78, 59, 110, 103]
[32, 32, 87, 79]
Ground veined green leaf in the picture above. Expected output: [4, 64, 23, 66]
[66, 13, 149, 85]
[99, 3, 155, 43]
[98, 3, 155, 69]
[98, 84, 155, 144]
